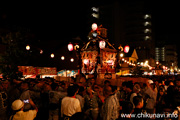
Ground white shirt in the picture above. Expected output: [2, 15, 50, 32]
[61, 96, 81, 117]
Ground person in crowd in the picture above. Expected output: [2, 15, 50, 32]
[100, 85, 120, 120]
[38, 83, 51, 120]
[156, 87, 166, 113]
[9, 99, 38, 120]
[49, 82, 67, 120]
[130, 83, 141, 108]
[143, 79, 157, 114]
[103, 80, 111, 89]
[7, 79, 22, 116]
[119, 101, 133, 120]
[76, 85, 85, 111]
[132, 95, 144, 118]
[125, 81, 134, 102]
[61, 84, 81, 120]
[84, 86, 103, 120]
[19, 81, 32, 111]
[119, 81, 127, 104]
[0, 81, 8, 120]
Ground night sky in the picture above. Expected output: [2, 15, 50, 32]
[0, 1, 180, 65]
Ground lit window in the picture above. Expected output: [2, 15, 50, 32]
[145, 36, 150, 40]
[91, 7, 99, 12]
[92, 13, 99, 18]
[144, 14, 151, 19]
[144, 29, 151, 33]
[144, 22, 151, 26]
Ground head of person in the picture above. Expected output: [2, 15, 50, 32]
[148, 79, 155, 89]
[103, 85, 112, 97]
[11, 99, 24, 111]
[125, 81, 133, 93]
[20, 81, 29, 91]
[121, 81, 127, 91]
[175, 79, 180, 87]
[159, 87, 165, 96]
[133, 83, 141, 93]
[133, 95, 144, 108]
[104, 80, 111, 87]
[67, 84, 79, 97]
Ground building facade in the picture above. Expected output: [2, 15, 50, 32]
[92, 1, 156, 67]
[155, 44, 178, 72]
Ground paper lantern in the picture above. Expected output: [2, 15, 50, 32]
[51, 53, 54, 58]
[124, 45, 130, 53]
[92, 23, 98, 31]
[68, 43, 73, 51]
[26, 45, 30, 50]
[99, 40, 106, 49]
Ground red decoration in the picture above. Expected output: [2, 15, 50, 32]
[68, 43, 73, 51]
[124, 45, 130, 53]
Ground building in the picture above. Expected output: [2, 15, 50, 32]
[92, 1, 155, 67]
[117, 48, 138, 75]
[155, 44, 178, 72]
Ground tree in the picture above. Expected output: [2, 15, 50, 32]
[0, 31, 31, 80]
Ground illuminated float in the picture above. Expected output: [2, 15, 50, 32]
[80, 23, 117, 84]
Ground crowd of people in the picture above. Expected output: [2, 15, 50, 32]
[0, 75, 180, 120]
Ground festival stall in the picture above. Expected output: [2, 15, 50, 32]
[18, 66, 57, 79]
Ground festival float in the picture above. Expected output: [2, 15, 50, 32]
[80, 23, 117, 84]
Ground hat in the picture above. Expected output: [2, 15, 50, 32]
[11, 99, 24, 110]
[148, 79, 154, 84]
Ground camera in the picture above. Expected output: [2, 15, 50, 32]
[23, 99, 29, 103]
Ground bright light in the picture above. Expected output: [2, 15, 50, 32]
[26, 45, 30, 50]
[144, 29, 151, 33]
[92, 23, 98, 31]
[51, 53, 54, 58]
[120, 53, 124, 57]
[124, 45, 130, 53]
[145, 36, 150, 40]
[106, 60, 114, 65]
[144, 22, 151, 26]
[83, 59, 89, 65]
[92, 13, 99, 18]
[68, 43, 73, 51]
[99, 40, 106, 49]
[91, 7, 99, 12]
[40, 50, 43, 54]
[70, 58, 74, 62]
[156, 61, 159, 64]
[61, 56, 65, 60]
[144, 14, 151, 19]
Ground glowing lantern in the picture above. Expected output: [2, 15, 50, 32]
[26, 45, 30, 50]
[124, 45, 130, 53]
[92, 23, 98, 31]
[70, 58, 74, 62]
[51, 53, 54, 58]
[61, 56, 65, 60]
[99, 40, 106, 49]
[68, 43, 73, 51]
